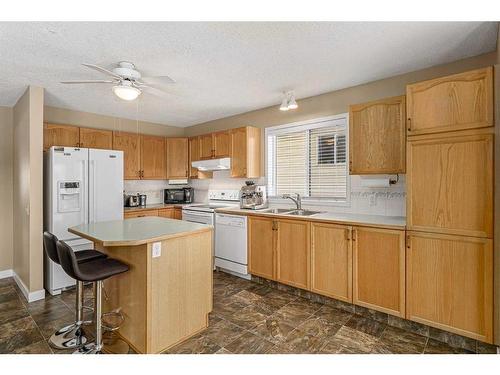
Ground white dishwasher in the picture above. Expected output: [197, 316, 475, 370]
[215, 213, 249, 279]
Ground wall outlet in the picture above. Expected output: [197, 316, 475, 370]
[152, 242, 162, 258]
[369, 193, 377, 206]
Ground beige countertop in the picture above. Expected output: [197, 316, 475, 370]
[69, 216, 212, 246]
[123, 203, 187, 212]
[215, 207, 406, 229]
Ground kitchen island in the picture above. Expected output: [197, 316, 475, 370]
[68, 217, 213, 354]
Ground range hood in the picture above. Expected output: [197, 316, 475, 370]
[192, 157, 231, 171]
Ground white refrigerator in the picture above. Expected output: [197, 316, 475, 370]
[44, 146, 124, 295]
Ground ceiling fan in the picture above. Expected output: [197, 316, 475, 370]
[61, 61, 175, 101]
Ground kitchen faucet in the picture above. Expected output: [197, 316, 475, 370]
[282, 193, 302, 210]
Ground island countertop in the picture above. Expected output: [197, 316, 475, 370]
[68, 216, 212, 247]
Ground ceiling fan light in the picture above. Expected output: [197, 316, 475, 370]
[112, 85, 141, 101]
[279, 97, 290, 111]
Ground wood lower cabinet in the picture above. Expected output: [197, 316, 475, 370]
[43, 123, 80, 151]
[79, 127, 113, 149]
[248, 216, 275, 280]
[124, 209, 159, 219]
[230, 126, 261, 178]
[200, 134, 214, 159]
[353, 227, 405, 317]
[113, 131, 141, 179]
[349, 95, 406, 174]
[406, 67, 493, 136]
[407, 130, 493, 238]
[213, 131, 230, 158]
[158, 208, 175, 218]
[406, 231, 493, 343]
[173, 208, 182, 220]
[166, 138, 189, 179]
[141, 135, 166, 180]
[276, 219, 310, 290]
[311, 223, 352, 302]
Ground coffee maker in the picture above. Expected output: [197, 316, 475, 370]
[239, 181, 268, 210]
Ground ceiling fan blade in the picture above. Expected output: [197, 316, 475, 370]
[140, 75, 176, 85]
[61, 80, 116, 84]
[137, 84, 175, 98]
[82, 63, 122, 79]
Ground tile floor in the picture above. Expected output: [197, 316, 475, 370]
[0, 272, 496, 354]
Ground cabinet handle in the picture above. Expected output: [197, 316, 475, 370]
[407, 118, 411, 131]
[344, 228, 351, 241]
[406, 235, 411, 249]
[352, 229, 356, 242]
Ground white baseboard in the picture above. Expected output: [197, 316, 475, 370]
[0, 269, 13, 279]
[12, 271, 45, 303]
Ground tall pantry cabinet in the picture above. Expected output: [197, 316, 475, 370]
[405, 67, 494, 343]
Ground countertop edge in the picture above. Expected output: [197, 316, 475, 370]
[214, 208, 406, 230]
[68, 226, 213, 247]
[124, 204, 185, 213]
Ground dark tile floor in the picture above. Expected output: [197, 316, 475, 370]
[0, 272, 495, 354]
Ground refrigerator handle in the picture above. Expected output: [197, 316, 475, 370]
[89, 160, 97, 223]
[82, 159, 88, 225]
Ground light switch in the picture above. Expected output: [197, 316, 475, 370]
[152, 242, 162, 258]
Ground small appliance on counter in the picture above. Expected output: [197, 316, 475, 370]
[124, 194, 139, 207]
[239, 181, 268, 210]
[138, 194, 147, 206]
[164, 187, 194, 204]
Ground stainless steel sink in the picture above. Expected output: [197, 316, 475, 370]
[260, 208, 294, 214]
[286, 209, 323, 216]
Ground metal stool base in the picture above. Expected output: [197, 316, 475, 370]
[49, 323, 87, 349]
[72, 342, 102, 354]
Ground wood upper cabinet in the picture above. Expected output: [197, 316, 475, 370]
[166, 138, 189, 179]
[276, 219, 310, 290]
[189, 137, 200, 177]
[406, 231, 493, 343]
[112, 131, 141, 180]
[43, 123, 80, 151]
[141, 135, 167, 180]
[230, 126, 261, 178]
[406, 67, 493, 136]
[311, 223, 352, 303]
[248, 216, 275, 280]
[200, 134, 214, 159]
[213, 131, 230, 158]
[79, 127, 113, 149]
[353, 227, 405, 317]
[349, 95, 406, 174]
[407, 130, 493, 238]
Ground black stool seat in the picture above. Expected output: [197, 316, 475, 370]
[77, 258, 129, 282]
[76, 250, 107, 264]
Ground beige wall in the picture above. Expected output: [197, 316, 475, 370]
[13, 86, 44, 292]
[0, 107, 13, 272]
[44, 106, 185, 137]
[185, 51, 498, 136]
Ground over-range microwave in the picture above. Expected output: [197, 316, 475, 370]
[164, 188, 194, 204]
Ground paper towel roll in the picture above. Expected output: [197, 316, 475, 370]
[360, 177, 391, 188]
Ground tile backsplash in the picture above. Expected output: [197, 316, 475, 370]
[127, 171, 405, 217]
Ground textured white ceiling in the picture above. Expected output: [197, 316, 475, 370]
[0, 22, 497, 127]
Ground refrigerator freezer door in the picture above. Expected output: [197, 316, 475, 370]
[49, 147, 89, 241]
[89, 149, 124, 223]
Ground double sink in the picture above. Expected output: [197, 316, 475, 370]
[260, 208, 324, 216]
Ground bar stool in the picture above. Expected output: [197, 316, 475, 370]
[56, 240, 129, 354]
[43, 232, 107, 349]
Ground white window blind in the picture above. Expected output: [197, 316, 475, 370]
[266, 116, 348, 202]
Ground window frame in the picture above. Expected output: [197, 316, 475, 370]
[265, 113, 351, 207]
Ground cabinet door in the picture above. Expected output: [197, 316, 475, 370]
[213, 131, 230, 158]
[200, 134, 214, 159]
[189, 137, 200, 178]
[113, 131, 141, 180]
[407, 131, 493, 238]
[353, 227, 405, 317]
[166, 138, 189, 179]
[124, 209, 159, 219]
[406, 232, 493, 343]
[158, 208, 174, 218]
[311, 223, 352, 302]
[43, 123, 80, 151]
[79, 127, 113, 149]
[248, 216, 275, 280]
[276, 219, 310, 290]
[349, 95, 406, 174]
[406, 67, 493, 136]
[141, 135, 166, 180]
[173, 208, 182, 220]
